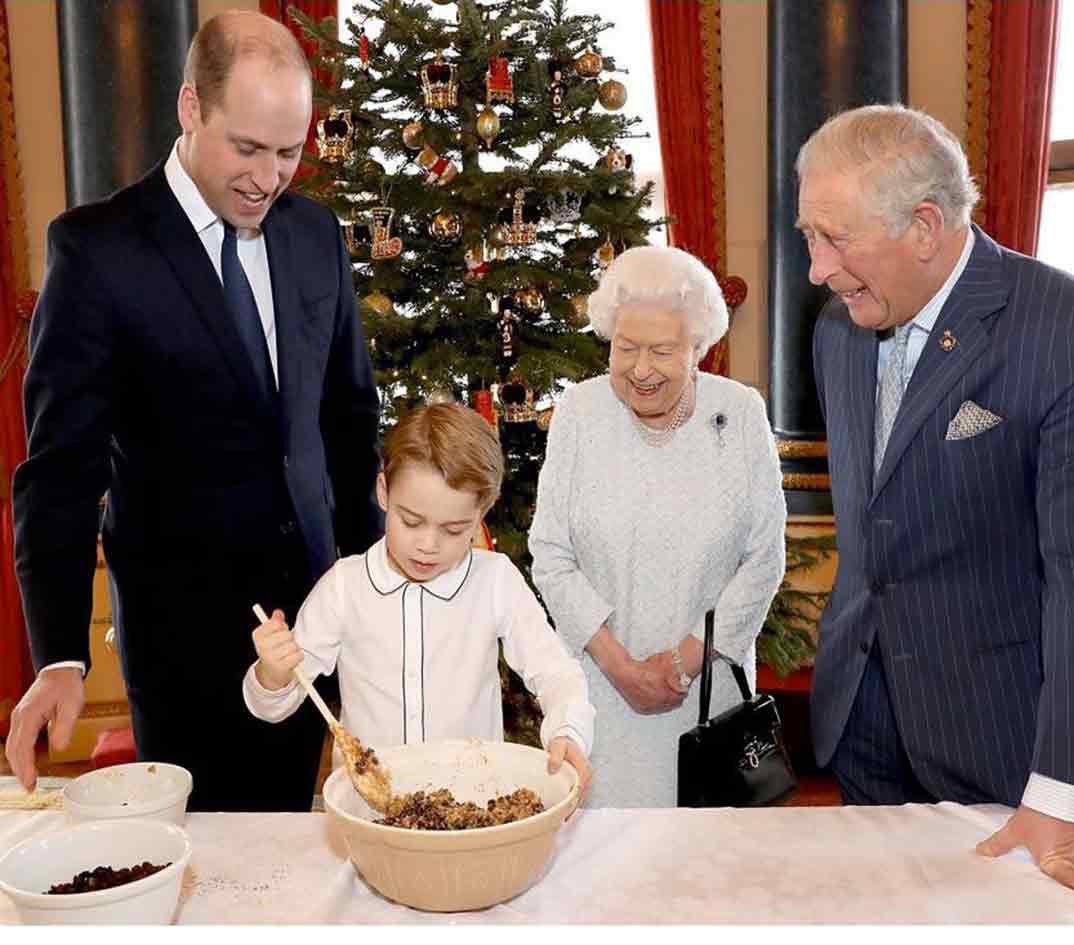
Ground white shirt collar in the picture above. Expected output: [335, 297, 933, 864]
[908, 226, 975, 335]
[164, 138, 220, 236]
[365, 537, 474, 601]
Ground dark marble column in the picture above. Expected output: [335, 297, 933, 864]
[58, 0, 196, 208]
[767, 0, 907, 514]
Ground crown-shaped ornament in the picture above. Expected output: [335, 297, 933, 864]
[498, 381, 537, 423]
[316, 106, 355, 163]
[546, 190, 582, 224]
[421, 53, 459, 109]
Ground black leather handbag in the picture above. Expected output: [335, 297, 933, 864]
[678, 610, 798, 807]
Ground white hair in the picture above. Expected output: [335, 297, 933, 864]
[588, 245, 729, 356]
[796, 104, 979, 236]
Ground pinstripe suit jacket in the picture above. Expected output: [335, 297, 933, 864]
[810, 225, 1074, 806]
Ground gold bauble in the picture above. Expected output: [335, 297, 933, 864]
[568, 294, 589, 327]
[597, 78, 627, 111]
[475, 105, 500, 148]
[359, 158, 385, 180]
[363, 291, 395, 316]
[595, 238, 617, 269]
[514, 286, 544, 314]
[574, 48, 603, 78]
[402, 121, 425, 150]
[428, 210, 462, 245]
[488, 223, 511, 248]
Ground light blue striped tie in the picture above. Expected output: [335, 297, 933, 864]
[874, 324, 913, 484]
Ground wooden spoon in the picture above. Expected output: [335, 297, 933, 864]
[252, 604, 393, 812]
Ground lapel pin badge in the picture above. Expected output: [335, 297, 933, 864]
[939, 329, 957, 353]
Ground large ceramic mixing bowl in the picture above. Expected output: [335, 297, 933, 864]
[323, 738, 580, 912]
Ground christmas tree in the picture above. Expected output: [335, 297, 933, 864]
[294, 0, 663, 742]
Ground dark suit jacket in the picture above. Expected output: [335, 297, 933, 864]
[12, 162, 383, 806]
[811, 225, 1074, 806]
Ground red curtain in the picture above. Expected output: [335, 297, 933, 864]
[981, 1, 1060, 255]
[0, 1, 34, 738]
[261, 0, 339, 176]
[648, 1, 742, 376]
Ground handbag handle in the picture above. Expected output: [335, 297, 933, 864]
[698, 609, 754, 726]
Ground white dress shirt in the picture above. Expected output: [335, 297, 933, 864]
[243, 538, 595, 761]
[164, 139, 279, 385]
[876, 226, 974, 385]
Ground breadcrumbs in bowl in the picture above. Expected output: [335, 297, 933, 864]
[323, 738, 580, 912]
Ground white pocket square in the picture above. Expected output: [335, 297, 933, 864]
[945, 400, 1004, 441]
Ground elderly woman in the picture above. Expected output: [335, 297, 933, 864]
[529, 245, 787, 808]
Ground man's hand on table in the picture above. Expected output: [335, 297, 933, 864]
[4, 667, 85, 794]
[977, 805, 1074, 889]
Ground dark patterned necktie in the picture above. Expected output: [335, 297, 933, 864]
[221, 220, 275, 401]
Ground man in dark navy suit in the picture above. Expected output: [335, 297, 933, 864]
[6, 11, 382, 811]
[798, 104, 1074, 888]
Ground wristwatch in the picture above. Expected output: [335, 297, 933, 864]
[670, 645, 691, 690]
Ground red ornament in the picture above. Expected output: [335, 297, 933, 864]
[473, 390, 497, 427]
[357, 30, 369, 72]
[719, 275, 748, 309]
[486, 56, 513, 104]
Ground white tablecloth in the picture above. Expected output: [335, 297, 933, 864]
[2, 803, 1072, 923]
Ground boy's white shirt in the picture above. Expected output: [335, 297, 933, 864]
[243, 537, 595, 757]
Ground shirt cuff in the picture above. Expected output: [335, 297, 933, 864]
[540, 698, 595, 756]
[1022, 772, 1074, 822]
[243, 663, 299, 699]
[546, 724, 591, 758]
[40, 661, 87, 678]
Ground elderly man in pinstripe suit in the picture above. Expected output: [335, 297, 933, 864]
[797, 104, 1074, 889]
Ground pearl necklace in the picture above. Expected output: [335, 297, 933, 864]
[629, 379, 695, 447]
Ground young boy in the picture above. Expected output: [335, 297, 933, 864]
[243, 404, 594, 796]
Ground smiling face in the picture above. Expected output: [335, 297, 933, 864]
[376, 463, 482, 583]
[608, 301, 696, 429]
[177, 55, 310, 229]
[796, 168, 935, 332]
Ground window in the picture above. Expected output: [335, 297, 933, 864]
[1038, 3, 1074, 272]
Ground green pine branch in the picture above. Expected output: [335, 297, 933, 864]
[758, 533, 837, 677]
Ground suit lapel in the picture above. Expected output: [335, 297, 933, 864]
[846, 315, 880, 503]
[137, 165, 277, 422]
[871, 226, 1009, 498]
[262, 202, 303, 443]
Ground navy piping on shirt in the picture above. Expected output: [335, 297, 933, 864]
[364, 548, 478, 745]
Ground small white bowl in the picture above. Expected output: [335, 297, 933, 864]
[0, 818, 191, 924]
[63, 762, 193, 825]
